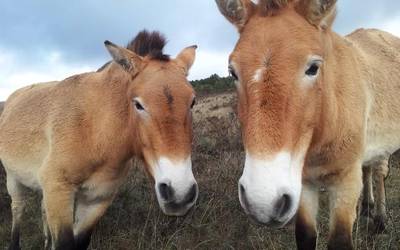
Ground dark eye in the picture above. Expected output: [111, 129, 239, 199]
[190, 98, 196, 109]
[134, 100, 144, 111]
[305, 63, 320, 76]
[229, 66, 238, 80]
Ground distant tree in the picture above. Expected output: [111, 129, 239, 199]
[190, 74, 235, 95]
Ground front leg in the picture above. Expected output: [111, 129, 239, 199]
[41, 180, 76, 250]
[296, 184, 319, 250]
[327, 165, 362, 250]
[73, 196, 114, 250]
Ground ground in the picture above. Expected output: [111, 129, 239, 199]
[0, 92, 399, 249]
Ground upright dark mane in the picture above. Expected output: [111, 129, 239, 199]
[97, 30, 170, 72]
[127, 30, 170, 61]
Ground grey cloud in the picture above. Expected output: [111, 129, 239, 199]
[335, 1, 400, 34]
[0, 0, 399, 75]
[0, 0, 236, 69]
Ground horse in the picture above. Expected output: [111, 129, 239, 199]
[215, 0, 400, 249]
[0, 30, 199, 250]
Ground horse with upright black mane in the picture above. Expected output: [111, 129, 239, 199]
[215, 0, 400, 249]
[0, 30, 198, 250]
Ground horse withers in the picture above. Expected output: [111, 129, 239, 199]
[215, 0, 400, 249]
[0, 30, 198, 250]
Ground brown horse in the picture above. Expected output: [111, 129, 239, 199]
[215, 0, 400, 249]
[0, 31, 198, 250]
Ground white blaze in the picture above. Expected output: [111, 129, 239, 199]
[252, 68, 264, 83]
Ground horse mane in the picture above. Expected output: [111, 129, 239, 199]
[258, 0, 293, 15]
[97, 30, 169, 72]
[127, 30, 170, 61]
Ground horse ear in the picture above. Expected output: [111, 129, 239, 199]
[215, 0, 256, 31]
[104, 40, 143, 75]
[296, 0, 337, 29]
[175, 45, 197, 75]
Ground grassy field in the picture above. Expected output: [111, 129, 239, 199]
[0, 92, 399, 249]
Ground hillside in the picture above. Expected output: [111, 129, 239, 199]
[191, 74, 235, 96]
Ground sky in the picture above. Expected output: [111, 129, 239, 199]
[0, 0, 399, 101]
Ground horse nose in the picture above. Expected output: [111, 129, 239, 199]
[158, 182, 174, 201]
[273, 193, 292, 221]
[182, 183, 198, 204]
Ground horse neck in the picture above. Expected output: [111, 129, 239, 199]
[90, 64, 136, 155]
[311, 31, 366, 149]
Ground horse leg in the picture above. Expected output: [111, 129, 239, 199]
[41, 198, 52, 250]
[373, 158, 389, 233]
[361, 165, 374, 217]
[295, 184, 319, 250]
[41, 180, 76, 250]
[327, 165, 362, 250]
[73, 196, 114, 250]
[6, 174, 28, 250]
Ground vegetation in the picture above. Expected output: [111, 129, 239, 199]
[0, 90, 399, 249]
[190, 74, 235, 96]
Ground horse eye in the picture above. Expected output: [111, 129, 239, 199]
[190, 98, 196, 109]
[134, 101, 145, 111]
[229, 67, 238, 80]
[305, 63, 320, 76]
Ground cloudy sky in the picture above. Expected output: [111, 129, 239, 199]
[1, 0, 399, 101]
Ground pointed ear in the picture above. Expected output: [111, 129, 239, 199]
[175, 45, 197, 75]
[104, 40, 143, 75]
[297, 0, 337, 29]
[215, 0, 256, 31]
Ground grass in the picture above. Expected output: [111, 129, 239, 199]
[0, 92, 399, 249]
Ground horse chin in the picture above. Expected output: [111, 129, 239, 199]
[247, 210, 294, 229]
[158, 200, 195, 217]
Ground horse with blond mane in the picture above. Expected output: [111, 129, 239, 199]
[215, 0, 400, 249]
[0, 30, 198, 250]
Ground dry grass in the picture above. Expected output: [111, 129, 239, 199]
[0, 92, 399, 249]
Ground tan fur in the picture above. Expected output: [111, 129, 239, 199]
[0, 38, 196, 249]
[215, 0, 257, 31]
[296, 0, 337, 27]
[216, 0, 400, 249]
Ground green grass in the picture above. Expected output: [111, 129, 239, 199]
[0, 93, 399, 249]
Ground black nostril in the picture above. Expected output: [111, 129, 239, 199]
[183, 184, 198, 204]
[240, 184, 246, 197]
[159, 183, 174, 201]
[275, 194, 292, 219]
